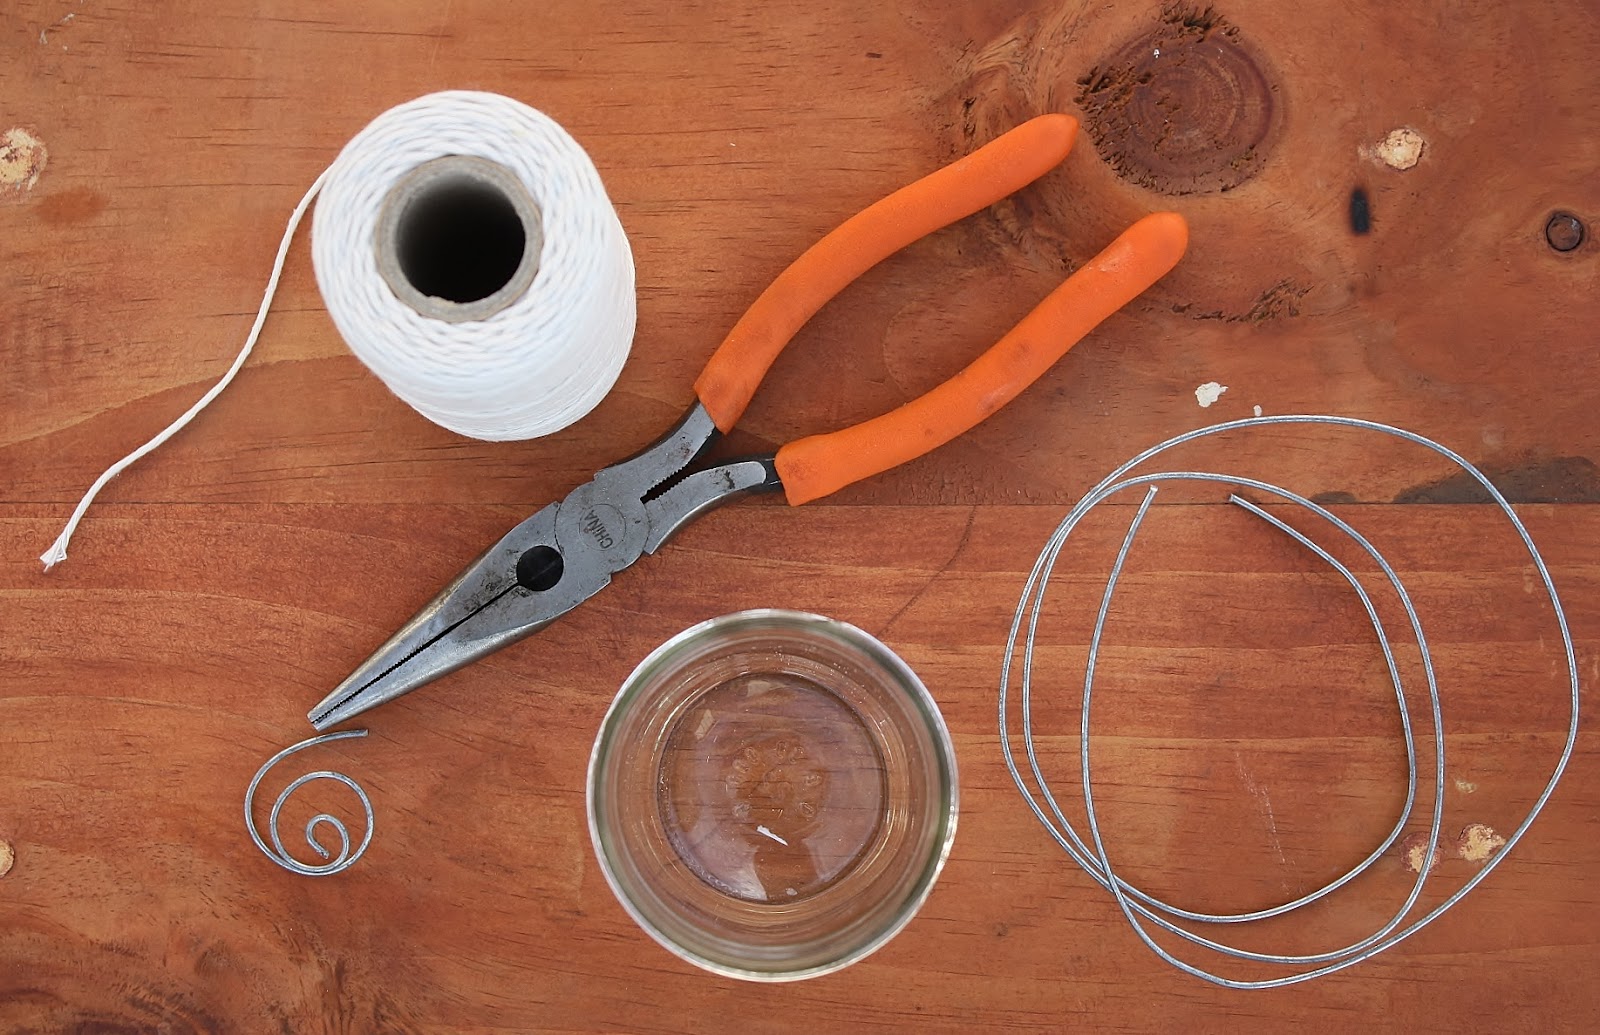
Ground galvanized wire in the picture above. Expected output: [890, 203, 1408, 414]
[245, 729, 374, 877]
[999, 415, 1580, 987]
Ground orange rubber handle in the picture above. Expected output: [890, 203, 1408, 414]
[773, 211, 1189, 505]
[693, 114, 1080, 432]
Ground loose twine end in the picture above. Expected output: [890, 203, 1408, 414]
[40, 535, 69, 572]
[33, 173, 326, 573]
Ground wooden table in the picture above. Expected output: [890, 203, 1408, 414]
[4, 1, 1596, 1030]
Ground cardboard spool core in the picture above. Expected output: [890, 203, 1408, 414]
[376, 155, 544, 323]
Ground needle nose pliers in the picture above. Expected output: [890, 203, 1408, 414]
[309, 114, 1188, 730]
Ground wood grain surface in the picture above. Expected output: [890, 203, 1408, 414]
[3, 0, 1597, 1030]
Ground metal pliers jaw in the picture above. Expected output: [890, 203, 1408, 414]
[307, 402, 778, 730]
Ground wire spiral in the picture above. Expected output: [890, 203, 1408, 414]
[1000, 415, 1580, 987]
[245, 729, 374, 877]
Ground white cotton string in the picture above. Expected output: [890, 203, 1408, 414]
[39, 171, 328, 571]
[42, 91, 635, 571]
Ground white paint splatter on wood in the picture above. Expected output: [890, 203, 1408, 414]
[0, 127, 47, 194]
[1457, 822, 1505, 863]
[1400, 831, 1444, 873]
[1371, 127, 1426, 170]
[1195, 381, 1227, 408]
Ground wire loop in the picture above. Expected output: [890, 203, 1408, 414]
[1000, 415, 1579, 987]
[245, 729, 374, 877]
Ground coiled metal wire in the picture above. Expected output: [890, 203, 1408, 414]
[1000, 416, 1579, 987]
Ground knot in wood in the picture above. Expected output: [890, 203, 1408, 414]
[1075, 8, 1279, 195]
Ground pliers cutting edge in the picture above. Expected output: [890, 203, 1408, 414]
[309, 114, 1188, 730]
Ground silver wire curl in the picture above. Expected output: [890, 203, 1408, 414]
[999, 415, 1580, 988]
[245, 729, 374, 877]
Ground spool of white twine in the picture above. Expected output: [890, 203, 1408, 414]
[314, 91, 635, 440]
[42, 91, 635, 570]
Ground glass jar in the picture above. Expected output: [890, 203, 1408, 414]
[587, 609, 959, 980]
